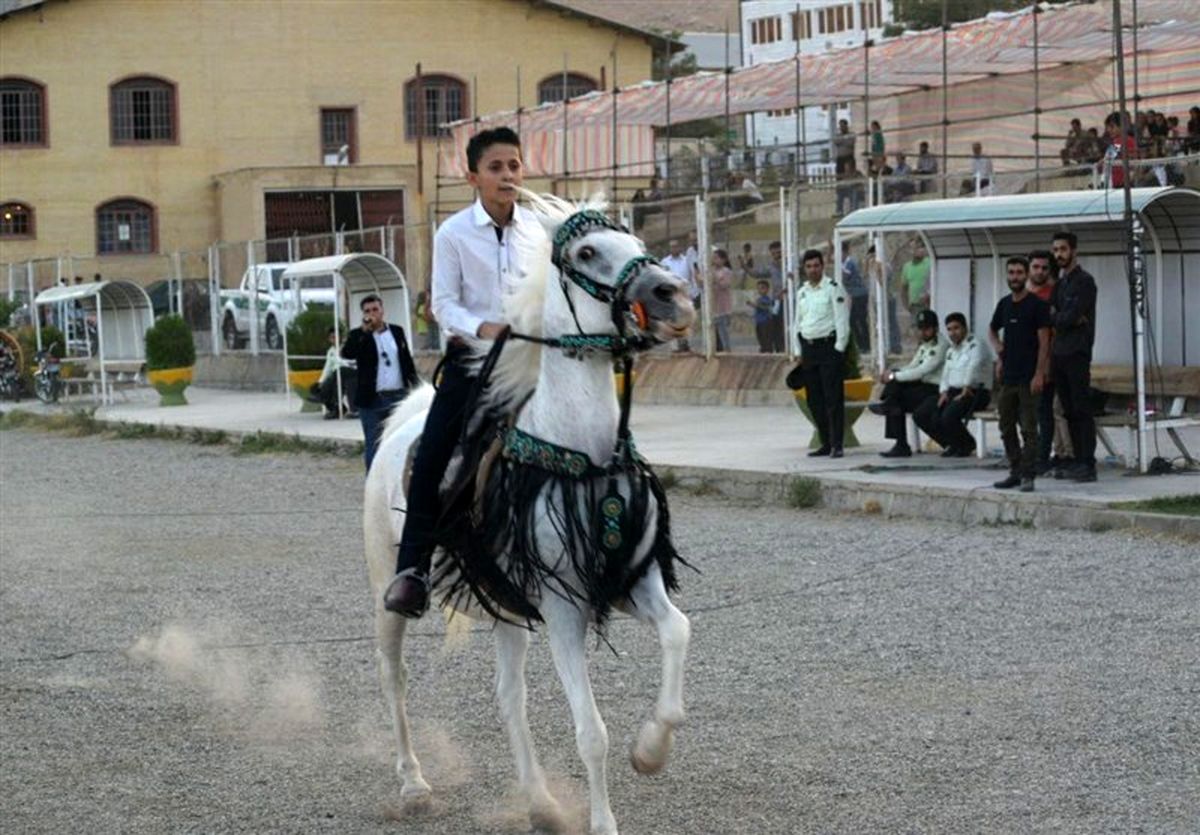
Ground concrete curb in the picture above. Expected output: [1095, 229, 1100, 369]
[658, 464, 1200, 541]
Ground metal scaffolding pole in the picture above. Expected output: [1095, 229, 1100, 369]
[611, 49, 619, 201]
[794, 3, 802, 179]
[562, 53, 570, 193]
[665, 32, 673, 243]
[1033, 2, 1041, 193]
[941, 0, 949, 199]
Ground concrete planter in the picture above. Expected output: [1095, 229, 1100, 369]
[286, 368, 323, 412]
[792, 377, 874, 448]
[146, 366, 194, 407]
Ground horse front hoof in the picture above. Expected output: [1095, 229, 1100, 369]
[400, 782, 433, 812]
[630, 720, 672, 775]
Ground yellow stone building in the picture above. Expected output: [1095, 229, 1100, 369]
[0, 0, 659, 288]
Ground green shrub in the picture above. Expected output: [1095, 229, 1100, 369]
[285, 307, 334, 371]
[144, 315, 196, 371]
[0, 298, 21, 328]
[787, 476, 822, 509]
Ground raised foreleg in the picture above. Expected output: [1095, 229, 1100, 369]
[624, 563, 690, 775]
[541, 595, 618, 835]
[494, 621, 565, 831]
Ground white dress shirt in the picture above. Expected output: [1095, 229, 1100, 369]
[939, 334, 992, 392]
[431, 199, 545, 339]
[893, 333, 948, 385]
[373, 327, 401, 392]
[793, 275, 850, 353]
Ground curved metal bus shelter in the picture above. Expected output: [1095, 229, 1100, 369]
[835, 187, 1200, 473]
[33, 280, 154, 403]
[279, 253, 412, 413]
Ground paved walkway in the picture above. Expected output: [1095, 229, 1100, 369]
[77, 385, 1200, 512]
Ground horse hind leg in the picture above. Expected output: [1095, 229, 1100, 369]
[494, 621, 565, 832]
[542, 596, 618, 835]
[624, 563, 690, 776]
[375, 606, 432, 808]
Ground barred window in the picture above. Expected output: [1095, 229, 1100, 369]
[0, 202, 34, 238]
[96, 199, 155, 254]
[537, 73, 597, 105]
[0, 78, 46, 146]
[321, 108, 356, 163]
[404, 75, 466, 139]
[110, 76, 176, 144]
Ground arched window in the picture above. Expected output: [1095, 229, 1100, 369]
[96, 198, 156, 254]
[537, 73, 598, 105]
[110, 76, 177, 144]
[0, 202, 35, 238]
[0, 77, 47, 146]
[404, 74, 467, 139]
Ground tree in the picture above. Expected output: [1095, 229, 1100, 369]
[650, 29, 699, 81]
[892, 0, 1031, 31]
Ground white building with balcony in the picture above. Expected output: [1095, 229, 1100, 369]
[741, 0, 894, 167]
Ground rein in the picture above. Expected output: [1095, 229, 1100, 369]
[498, 208, 662, 556]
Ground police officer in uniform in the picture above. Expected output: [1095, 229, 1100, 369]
[871, 308, 947, 457]
[793, 248, 851, 458]
[913, 311, 993, 456]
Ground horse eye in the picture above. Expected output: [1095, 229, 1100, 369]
[577, 245, 596, 262]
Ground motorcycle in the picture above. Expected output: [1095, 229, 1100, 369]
[0, 348, 22, 401]
[34, 342, 62, 404]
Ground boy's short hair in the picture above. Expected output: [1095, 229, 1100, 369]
[360, 294, 382, 309]
[756, 278, 771, 289]
[768, 240, 781, 250]
[802, 248, 824, 265]
[467, 127, 521, 173]
[944, 311, 967, 328]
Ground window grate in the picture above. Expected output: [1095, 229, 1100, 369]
[111, 79, 175, 143]
[0, 81, 44, 145]
[97, 200, 154, 253]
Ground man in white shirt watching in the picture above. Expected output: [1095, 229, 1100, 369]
[384, 126, 545, 617]
[662, 238, 693, 353]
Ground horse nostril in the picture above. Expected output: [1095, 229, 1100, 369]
[652, 284, 676, 304]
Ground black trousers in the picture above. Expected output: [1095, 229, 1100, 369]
[997, 382, 1039, 478]
[1037, 380, 1056, 466]
[800, 336, 844, 450]
[880, 380, 938, 443]
[913, 387, 990, 452]
[395, 351, 475, 575]
[849, 295, 871, 353]
[1051, 352, 1096, 467]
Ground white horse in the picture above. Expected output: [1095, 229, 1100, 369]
[362, 193, 695, 835]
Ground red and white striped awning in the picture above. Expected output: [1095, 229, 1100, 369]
[441, 1, 1200, 177]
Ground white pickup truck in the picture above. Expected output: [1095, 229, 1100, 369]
[219, 263, 336, 350]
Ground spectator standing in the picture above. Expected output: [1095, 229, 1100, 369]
[961, 142, 994, 195]
[868, 121, 886, 174]
[835, 119, 855, 175]
[872, 308, 947, 458]
[737, 242, 756, 282]
[987, 257, 1051, 491]
[1060, 118, 1084, 166]
[794, 248, 850, 458]
[1186, 106, 1200, 153]
[662, 239, 693, 353]
[837, 156, 864, 215]
[915, 141, 938, 193]
[914, 312, 992, 457]
[710, 249, 735, 352]
[1050, 231, 1098, 482]
[865, 244, 901, 354]
[341, 294, 419, 469]
[900, 240, 931, 313]
[841, 241, 870, 353]
[748, 279, 777, 353]
[765, 241, 788, 352]
[1026, 249, 1060, 473]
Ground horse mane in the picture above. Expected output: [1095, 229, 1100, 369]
[465, 189, 608, 420]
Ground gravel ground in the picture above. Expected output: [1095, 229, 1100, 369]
[1, 428, 1197, 835]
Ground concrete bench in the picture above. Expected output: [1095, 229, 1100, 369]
[971, 364, 1199, 467]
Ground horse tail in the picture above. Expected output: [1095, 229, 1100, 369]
[380, 383, 435, 443]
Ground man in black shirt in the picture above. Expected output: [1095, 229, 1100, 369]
[988, 257, 1051, 491]
[1049, 231, 1098, 482]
